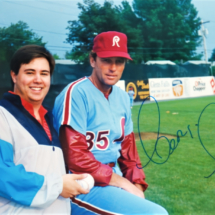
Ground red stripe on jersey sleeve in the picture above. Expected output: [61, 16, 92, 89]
[62, 77, 86, 125]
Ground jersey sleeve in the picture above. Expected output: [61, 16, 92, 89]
[118, 132, 148, 191]
[53, 78, 88, 135]
[59, 125, 113, 186]
[0, 108, 63, 208]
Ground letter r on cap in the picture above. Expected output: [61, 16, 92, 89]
[112, 36, 120, 47]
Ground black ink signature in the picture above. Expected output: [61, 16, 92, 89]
[197, 102, 215, 178]
[136, 96, 215, 178]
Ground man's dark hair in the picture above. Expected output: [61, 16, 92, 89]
[89, 51, 97, 61]
[89, 51, 128, 64]
[10, 45, 55, 76]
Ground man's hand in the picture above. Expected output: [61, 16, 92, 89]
[109, 173, 144, 198]
[60, 174, 89, 198]
[134, 183, 145, 198]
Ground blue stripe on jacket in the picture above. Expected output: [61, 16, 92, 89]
[0, 139, 44, 206]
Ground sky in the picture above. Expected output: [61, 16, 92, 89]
[0, 0, 214, 60]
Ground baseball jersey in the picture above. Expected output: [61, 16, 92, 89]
[53, 77, 133, 175]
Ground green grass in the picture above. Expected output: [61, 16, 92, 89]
[132, 96, 215, 215]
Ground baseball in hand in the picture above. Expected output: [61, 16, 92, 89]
[76, 174, 94, 190]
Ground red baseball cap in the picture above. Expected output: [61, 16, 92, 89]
[92, 31, 132, 60]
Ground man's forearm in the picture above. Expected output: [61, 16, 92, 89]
[118, 132, 148, 190]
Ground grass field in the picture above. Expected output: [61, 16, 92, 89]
[132, 96, 215, 215]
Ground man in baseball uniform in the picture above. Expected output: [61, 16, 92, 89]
[53, 31, 168, 215]
[0, 45, 88, 214]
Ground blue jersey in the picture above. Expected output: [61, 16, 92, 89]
[53, 77, 133, 174]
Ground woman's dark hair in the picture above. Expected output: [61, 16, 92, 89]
[10, 45, 55, 76]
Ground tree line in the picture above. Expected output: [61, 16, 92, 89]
[65, 0, 203, 63]
[1, 0, 215, 66]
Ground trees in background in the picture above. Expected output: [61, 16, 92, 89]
[209, 49, 215, 76]
[66, 0, 202, 64]
[0, 21, 45, 63]
[65, 0, 142, 63]
[133, 0, 202, 62]
[209, 49, 215, 62]
[53, 54, 61, 60]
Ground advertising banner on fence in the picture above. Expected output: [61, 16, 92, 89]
[149, 78, 187, 101]
[149, 76, 215, 101]
[125, 80, 150, 101]
[184, 76, 215, 98]
[148, 78, 172, 101]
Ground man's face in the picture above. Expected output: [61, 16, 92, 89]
[11, 57, 51, 106]
[90, 56, 126, 89]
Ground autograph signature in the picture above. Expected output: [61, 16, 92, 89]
[137, 96, 215, 178]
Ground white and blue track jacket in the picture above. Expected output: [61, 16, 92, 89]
[0, 93, 70, 214]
